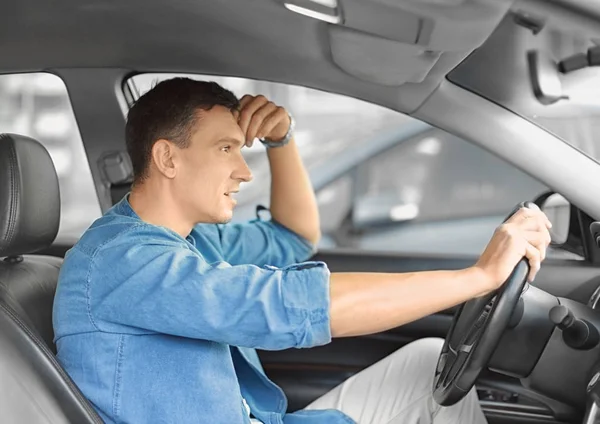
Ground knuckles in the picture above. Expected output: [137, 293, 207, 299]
[497, 223, 514, 238]
[239, 109, 252, 121]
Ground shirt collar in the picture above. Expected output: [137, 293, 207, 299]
[115, 192, 195, 245]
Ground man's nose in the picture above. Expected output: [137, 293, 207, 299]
[233, 157, 253, 183]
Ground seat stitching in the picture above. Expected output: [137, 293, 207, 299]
[5, 141, 19, 248]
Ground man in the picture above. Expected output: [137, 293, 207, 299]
[53, 78, 552, 424]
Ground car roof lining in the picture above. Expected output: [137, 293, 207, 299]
[1, 0, 597, 114]
[0, 0, 513, 114]
[2, 0, 598, 114]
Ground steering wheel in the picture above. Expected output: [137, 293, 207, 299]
[432, 202, 534, 406]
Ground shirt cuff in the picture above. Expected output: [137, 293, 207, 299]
[269, 261, 331, 348]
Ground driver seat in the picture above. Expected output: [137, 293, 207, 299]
[0, 133, 102, 423]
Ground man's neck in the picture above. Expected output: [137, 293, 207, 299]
[128, 183, 193, 238]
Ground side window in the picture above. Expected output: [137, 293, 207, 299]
[346, 129, 549, 256]
[0, 73, 101, 242]
[128, 74, 568, 258]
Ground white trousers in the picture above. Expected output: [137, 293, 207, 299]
[304, 338, 488, 424]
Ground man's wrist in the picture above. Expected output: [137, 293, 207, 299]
[259, 113, 295, 148]
[266, 138, 296, 164]
[461, 266, 497, 298]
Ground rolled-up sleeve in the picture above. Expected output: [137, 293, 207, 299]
[215, 219, 316, 267]
[88, 237, 331, 351]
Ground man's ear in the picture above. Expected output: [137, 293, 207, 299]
[151, 139, 177, 179]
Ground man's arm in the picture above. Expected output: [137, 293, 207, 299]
[193, 218, 316, 266]
[267, 138, 320, 245]
[90, 207, 550, 351]
[329, 268, 485, 337]
[237, 95, 320, 245]
[88, 228, 332, 351]
[328, 206, 552, 337]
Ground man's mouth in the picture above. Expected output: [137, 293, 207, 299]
[224, 191, 238, 206]
[224, 191, 239, 204]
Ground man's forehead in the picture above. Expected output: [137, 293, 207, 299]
[195, 105, 237, 122]
[193, 106, 244, 140]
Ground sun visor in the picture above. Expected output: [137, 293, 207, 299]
[328, 0, 514, 86]
[328, 27, 441, 86]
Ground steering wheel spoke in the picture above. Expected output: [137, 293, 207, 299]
[436, 340, 475, 390]
[445, 350, 470, 386]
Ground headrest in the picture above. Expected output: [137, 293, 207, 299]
[0, 134, 60, 257]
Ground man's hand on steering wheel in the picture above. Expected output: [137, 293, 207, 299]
[475, 205, 552, 292]
[433, 202, 553, 407]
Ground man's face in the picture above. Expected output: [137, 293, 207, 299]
[172, 106, 252, 224]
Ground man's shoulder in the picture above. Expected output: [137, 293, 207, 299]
[74, 213, 184, 258]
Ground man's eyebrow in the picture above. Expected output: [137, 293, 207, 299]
[216, 137, 244, 147]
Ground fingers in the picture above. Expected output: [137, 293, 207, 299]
[238, 95, 269, 146]
[256, 107, 287, 139]
[239, 94, 254, 110]
[511, 206, 552, 265]
[246, 102, 278, 144]
[508, 207, 552, 230]
[493, 219, 551, 285]
[237, 95, 290, 148]
[525, 243, 542, 282]
[524, 230, 550, 261]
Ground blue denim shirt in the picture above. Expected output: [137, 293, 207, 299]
[53, 197, 354, 424]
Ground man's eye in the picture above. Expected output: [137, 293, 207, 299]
[221, 146, 231, 153]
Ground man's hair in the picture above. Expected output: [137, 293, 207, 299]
[126, 77, 240, 183]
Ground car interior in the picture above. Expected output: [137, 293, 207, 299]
[2, 0, 600, 423]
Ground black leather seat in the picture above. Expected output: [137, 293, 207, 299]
[0, 133, 103, 423]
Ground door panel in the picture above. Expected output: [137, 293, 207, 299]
[259, 249, 599, 421]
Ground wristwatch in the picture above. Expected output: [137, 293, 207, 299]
[259, 113, 295, 148]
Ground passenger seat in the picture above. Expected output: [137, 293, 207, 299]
[0, 133, 102, 423]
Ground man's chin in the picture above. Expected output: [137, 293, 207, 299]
[216, 216, 233, 224]
[194, 209, 233, 225]
[216, 210, 234, 224]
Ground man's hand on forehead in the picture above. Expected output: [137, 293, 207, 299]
[237, 95, 291, 148]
